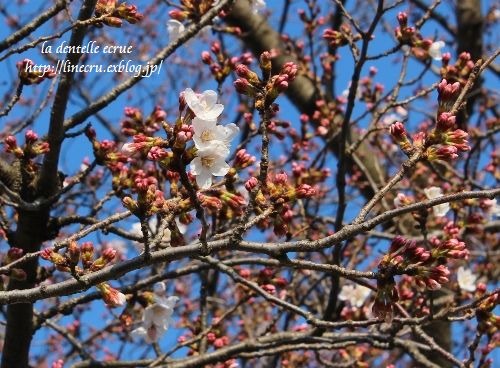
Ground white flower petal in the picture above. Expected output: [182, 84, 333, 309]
[210, 160, 230, 176]
[429, 41, 445, 61]
[218, 123, 239, 143]
[201, 90, 218, 107]
[167, 20, 185, 42]
[457, 266, 477, 292]
[195, 169, 213, 189]
[424, 186, 450, 217]
[338, 284, 371, 308]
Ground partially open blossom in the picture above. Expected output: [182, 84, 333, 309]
[457, 266, 477, 292]
[424, 186, 450, 217]
[393, 192, 412, 207]
[481, 198, 500, 219]
[97, 283, 127, 307]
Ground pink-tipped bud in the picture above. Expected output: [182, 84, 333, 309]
[245, 177, 258, 191]
[436, 112, 456, 132]
[397, 12, 408, 26]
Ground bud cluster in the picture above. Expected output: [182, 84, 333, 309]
[4, 130, 50, 160]
[168, 0, 221, 21]
[40, 241, 117, 275]
[121, 106, 165, 136]
[201, 43, 251, 84]
[439, 51, 475, 87]
[323, 24, 359, 49]
[95, 0, 143, 28]
[16, 59, 56, 85]
[234, 51, 298, 111]
[374, 230, 475, 320]
[394, 12, 452, 61]
[246, 171, 318, 237]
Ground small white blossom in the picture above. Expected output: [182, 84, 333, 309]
[250, 0, 266, 13]
[192, 117, 239, 150]
[130, 218, 172, 248]
[424, 186, 450, 217]
[429, 41, 445, 61]
[167, 19, 185, 42]
[190, 143, 230, 189]
[132, 292, 179, 343]
[338, 284, 371, 308]
[457, 266, 477, 292]
[483, 198, 500, 219]
[184, 88, 224, 121]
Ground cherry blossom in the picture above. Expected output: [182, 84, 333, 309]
[190, 143, 230, 189]
[167, 19, 185, 42]
[424, 186, 450, 217]
[338, 284, 371, 308]
[457, 266, 477, 292]
[192, 117, 239, 150]
[428, 40, 445, 60]
[132, 284, 178, 343]
[183, 88, 224, 121]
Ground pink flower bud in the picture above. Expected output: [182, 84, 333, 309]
[201, 51, 212, 64]
[296, 184, 316, 198]
[397, 12, 408, 26]
[436, 112, 456, 132]
[25, 130, 38, 143]
[244, 177, 258, 191]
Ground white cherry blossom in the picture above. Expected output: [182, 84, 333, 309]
[192, 117, 239, 150]
[429, 41, 445, 61]
[132, 294, 179, 343]
[457, 266, 477, 292]
[424, 186, 450, 217]
[190, 143, 230, 189]
[184, 88, 224, 120]
[338, 284, 371, 308]
[129, 217, 187, 248]
[167, 19, 185, 42]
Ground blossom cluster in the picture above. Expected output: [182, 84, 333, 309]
[185, 88, 239, 188]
